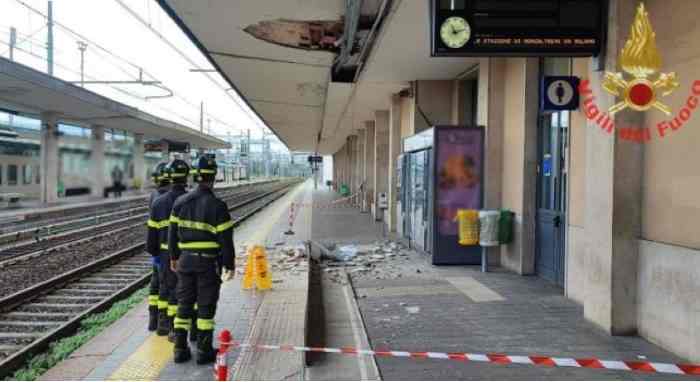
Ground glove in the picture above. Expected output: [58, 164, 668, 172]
[151, 256, 161, 269]
[221, 267, 234, 282]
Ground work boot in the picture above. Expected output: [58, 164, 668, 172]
[196, 330, 217, 365]
[147, 306, 158, 331]
[167, 318, 176, 343]
[189, 323, 198, 342]
[173, 329, 191, 363]
[156, 310, 171, 336]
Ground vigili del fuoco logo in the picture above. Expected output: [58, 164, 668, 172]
[580, 3, 700, 143]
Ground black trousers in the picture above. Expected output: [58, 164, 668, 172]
[159, 251, 178, 315]
[175, 254, 221, 331]
[149, 264, 160, 303]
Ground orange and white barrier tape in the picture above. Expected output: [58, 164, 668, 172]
[213, 331, 700, 380]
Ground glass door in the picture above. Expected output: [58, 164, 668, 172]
[536, 58, 571, 287]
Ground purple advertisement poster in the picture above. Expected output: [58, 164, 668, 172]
[435, 128, 483, 236]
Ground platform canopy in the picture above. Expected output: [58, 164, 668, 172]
[157, 1, 479, 155]
[0, 57, 229, 150]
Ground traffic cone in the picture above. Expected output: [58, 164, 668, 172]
[242, 250, 255, 290]
[253, 246, 272, 290]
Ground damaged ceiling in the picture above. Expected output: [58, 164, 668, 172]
[157, 0, 384, 154]
[158, 0, 476, 155]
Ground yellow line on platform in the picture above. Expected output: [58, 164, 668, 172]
[107, 334, 172, 381]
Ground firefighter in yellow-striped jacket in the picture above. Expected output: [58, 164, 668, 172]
[145, 162, 170, 331]
[147, 159, 189, 339]
[169, 155, 235, 364]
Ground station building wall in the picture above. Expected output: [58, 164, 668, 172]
[563, 0, 700, 362]
[331, 0, 699, 363]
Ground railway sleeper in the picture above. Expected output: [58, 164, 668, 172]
[38, 295, 104, 304]
[104, 266, 146, 272]
[18, 303, 90, 313]
[80, 277, 134, 284]
[52, 289, 113, 297]
[2, 312, 72, 322]
[81, 275, 139, 282]
[0, 321, 60, 332]
[119, 260, 152, 266]
[0, 333, 39, 346]
[68, 283, 123, 290]
[79, 272, 142, 278]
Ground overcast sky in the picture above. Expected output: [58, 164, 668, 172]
[0, 0, 284, 148]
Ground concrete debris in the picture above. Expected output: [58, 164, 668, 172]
[405, 306, 420, 314]
[315, 240, 422, 284]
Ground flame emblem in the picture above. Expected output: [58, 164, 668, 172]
[603, 3, 679, 115]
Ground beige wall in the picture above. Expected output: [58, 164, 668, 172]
[414, 80, 455, 132]
[501, 59, 527, 216]
[498, 58, 538, 274]
[566, 58, 591, 304]
[400, 95, 414, 140]
[642, 0, 700, 249]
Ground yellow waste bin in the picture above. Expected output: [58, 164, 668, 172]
[454, 209, 479, 246]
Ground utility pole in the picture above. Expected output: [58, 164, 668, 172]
[199, 101, 204, 133]
[47, 1, 54, 76]
[77, 41, 87, 87]
[246, 129, 251, 178]
[9, 27, 16, 60]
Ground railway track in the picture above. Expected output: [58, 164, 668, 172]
[0, 182, 282, 265]
[0, 180, 275, 243]
[0, 180, 299, 379]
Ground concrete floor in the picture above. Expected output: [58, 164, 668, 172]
[309, 188, 697, 380]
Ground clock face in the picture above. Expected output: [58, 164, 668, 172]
[440, 16, 471, 49]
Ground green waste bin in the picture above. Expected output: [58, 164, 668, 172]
[340, 184, 350, 196]
[498, 210, 515, 244]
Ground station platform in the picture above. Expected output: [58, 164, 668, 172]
[308, 189, 695, 381]
[38, 179, 313, 381]
[37, 184, 696, 381]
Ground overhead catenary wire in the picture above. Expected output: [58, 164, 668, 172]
[112, 0, 263, 132]
[0, 25, 47, 56]
[0, 41, 202, 128]
[9, 0, 225, 131]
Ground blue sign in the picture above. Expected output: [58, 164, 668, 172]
[541, 76, 580, 111]
[543, 154, 552, 177]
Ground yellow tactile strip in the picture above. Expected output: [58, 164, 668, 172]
[107, 335, 172, 381]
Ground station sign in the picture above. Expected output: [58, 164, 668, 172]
[307, 155, 323, 163]
[430, 0, 605, 57]
[541, 76, 580, 111]
[144, 139, 190, 153]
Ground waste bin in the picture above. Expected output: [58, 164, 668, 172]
[498, 209, 515, 245]
[454, 209, 479, 246]
[479, 210, 500, 247]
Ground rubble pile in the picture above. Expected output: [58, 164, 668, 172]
[318, 240, 414, 284]
[235, 243, 309, 282]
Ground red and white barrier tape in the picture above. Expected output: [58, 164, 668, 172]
[215, 340, 700, 377]
[285, 193, 359, 235]
[294, 193, 359, 209]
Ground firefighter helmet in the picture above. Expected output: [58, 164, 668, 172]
[193, 155, 217, 183]
[152, 162, 169, 185]
[167, 159, 190, 184]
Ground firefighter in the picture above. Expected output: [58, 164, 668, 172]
[169, 155, 235, 364]
[149, 162, 170, 207]
[145, 162, 170, 331]
[148, 159, 190, 339]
